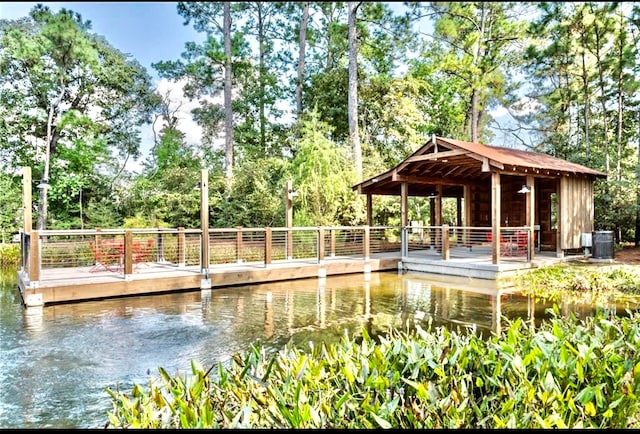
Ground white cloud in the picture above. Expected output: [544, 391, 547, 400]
[154, 78, 210, 146]
[129, 78, 216, 173]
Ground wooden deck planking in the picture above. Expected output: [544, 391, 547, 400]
[17, 253, 402, 306]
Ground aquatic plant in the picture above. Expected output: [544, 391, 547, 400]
[105, 309, 640, 428]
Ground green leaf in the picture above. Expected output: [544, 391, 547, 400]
[371, 412, 392, 429]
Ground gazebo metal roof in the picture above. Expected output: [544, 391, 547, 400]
[353, 136, 607, 197]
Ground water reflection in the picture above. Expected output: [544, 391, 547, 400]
[0, 268, 627, 428]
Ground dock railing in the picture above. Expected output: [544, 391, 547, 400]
[402, 225, 534, 261]
[19, 224, 533, 288]
[19, 225, 404, 287]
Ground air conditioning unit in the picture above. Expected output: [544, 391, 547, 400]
[581, 232, 592, 247]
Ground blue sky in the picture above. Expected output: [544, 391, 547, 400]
[0, 2, 204, 81]
[0, 2, 208, 171]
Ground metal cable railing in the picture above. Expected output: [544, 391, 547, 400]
[20, 225, 531, 286]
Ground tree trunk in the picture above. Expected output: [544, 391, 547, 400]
[636, 111, 640, 247]
[223, 1, 234, 182]
[348, 1, 362, 178]
[470, 89, 479, 143]
[469, 3, 486, 143]
[296, 2, 309, 119]
[580, 32, 590, 161]
[257, 2, 266, 153]
[38, 84, 66, 230]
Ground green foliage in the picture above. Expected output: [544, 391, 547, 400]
[214, 157, 289, 227]
[84, 198, 121, 229]
[0, 243, 20, 268]
[106, 310, 640, 428]
[0, 4, 157, 230]
[515, 263, 640, 305]
[122, 215, 169, 229]
[0, 173, 21, 243]
[1, 1, 639, 241]
[292, 111, 363, 226]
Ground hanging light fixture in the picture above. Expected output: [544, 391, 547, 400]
[36, 179, 51, 190]
[517, 185, 531, 194]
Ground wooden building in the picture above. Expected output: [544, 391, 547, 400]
[352, 136, 607, 263]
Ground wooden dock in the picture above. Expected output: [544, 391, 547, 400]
[16, 225, 583, 307]
[18, 253, 402, 307]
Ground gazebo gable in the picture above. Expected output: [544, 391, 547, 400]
[353, 136, 606, 196]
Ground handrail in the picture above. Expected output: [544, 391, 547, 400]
[23, 224, 536, 289]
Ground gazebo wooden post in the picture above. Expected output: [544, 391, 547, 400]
[526, 175, 535, 260]
[366, 194, 372, 226]
[401, 182, 408, 256]
[491, 172, 501, 264]
[464, 185, 472, 248]
[456, 197, 462, 245]
[435, 185, 443, 251]
[429, 197, 436, 247]
[556, 178, 563, 258]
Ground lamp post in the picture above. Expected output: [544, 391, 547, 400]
[35, 178, 50, 231]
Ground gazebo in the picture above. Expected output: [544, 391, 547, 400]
[352, 135, 607, 265]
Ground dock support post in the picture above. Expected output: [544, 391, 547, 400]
[285, 180, 294, 261]
[156, 228, 165, 263]
[21, 167, 32, 274]
[442, 225, 450, 260]
[236, 226, 243, 263]
[330, 228, 336, 257]
[178, 227, 185, 268]
[317, 227, 325, 265]
[363, 225, 371, 275]
[29, 230, 40, 288]
[200, 169, 211, 290]
[124, 230, 133, 280]
[264, 227, 272, 267]
[363, 226, 370, 261]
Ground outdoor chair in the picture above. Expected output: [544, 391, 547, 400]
[132, 238, 154, 270]
[89, 240, 123, 272]
[486, 232, 518, 257]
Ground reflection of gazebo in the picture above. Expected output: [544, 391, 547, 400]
[352, 135, 607, 264]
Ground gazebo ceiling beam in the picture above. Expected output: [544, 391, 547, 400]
[392, 173, 475, 186]
[404, 149, 469, 164]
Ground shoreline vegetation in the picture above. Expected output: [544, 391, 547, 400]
[0, 243, 19, 269]
[104, 259, 640, 429]
[105, 308, 640, 429]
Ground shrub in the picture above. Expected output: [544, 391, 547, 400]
[0, 243, 20, 268]
[515, 263, 640, 305]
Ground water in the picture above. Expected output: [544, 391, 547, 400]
[0, 267, 608, 428]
